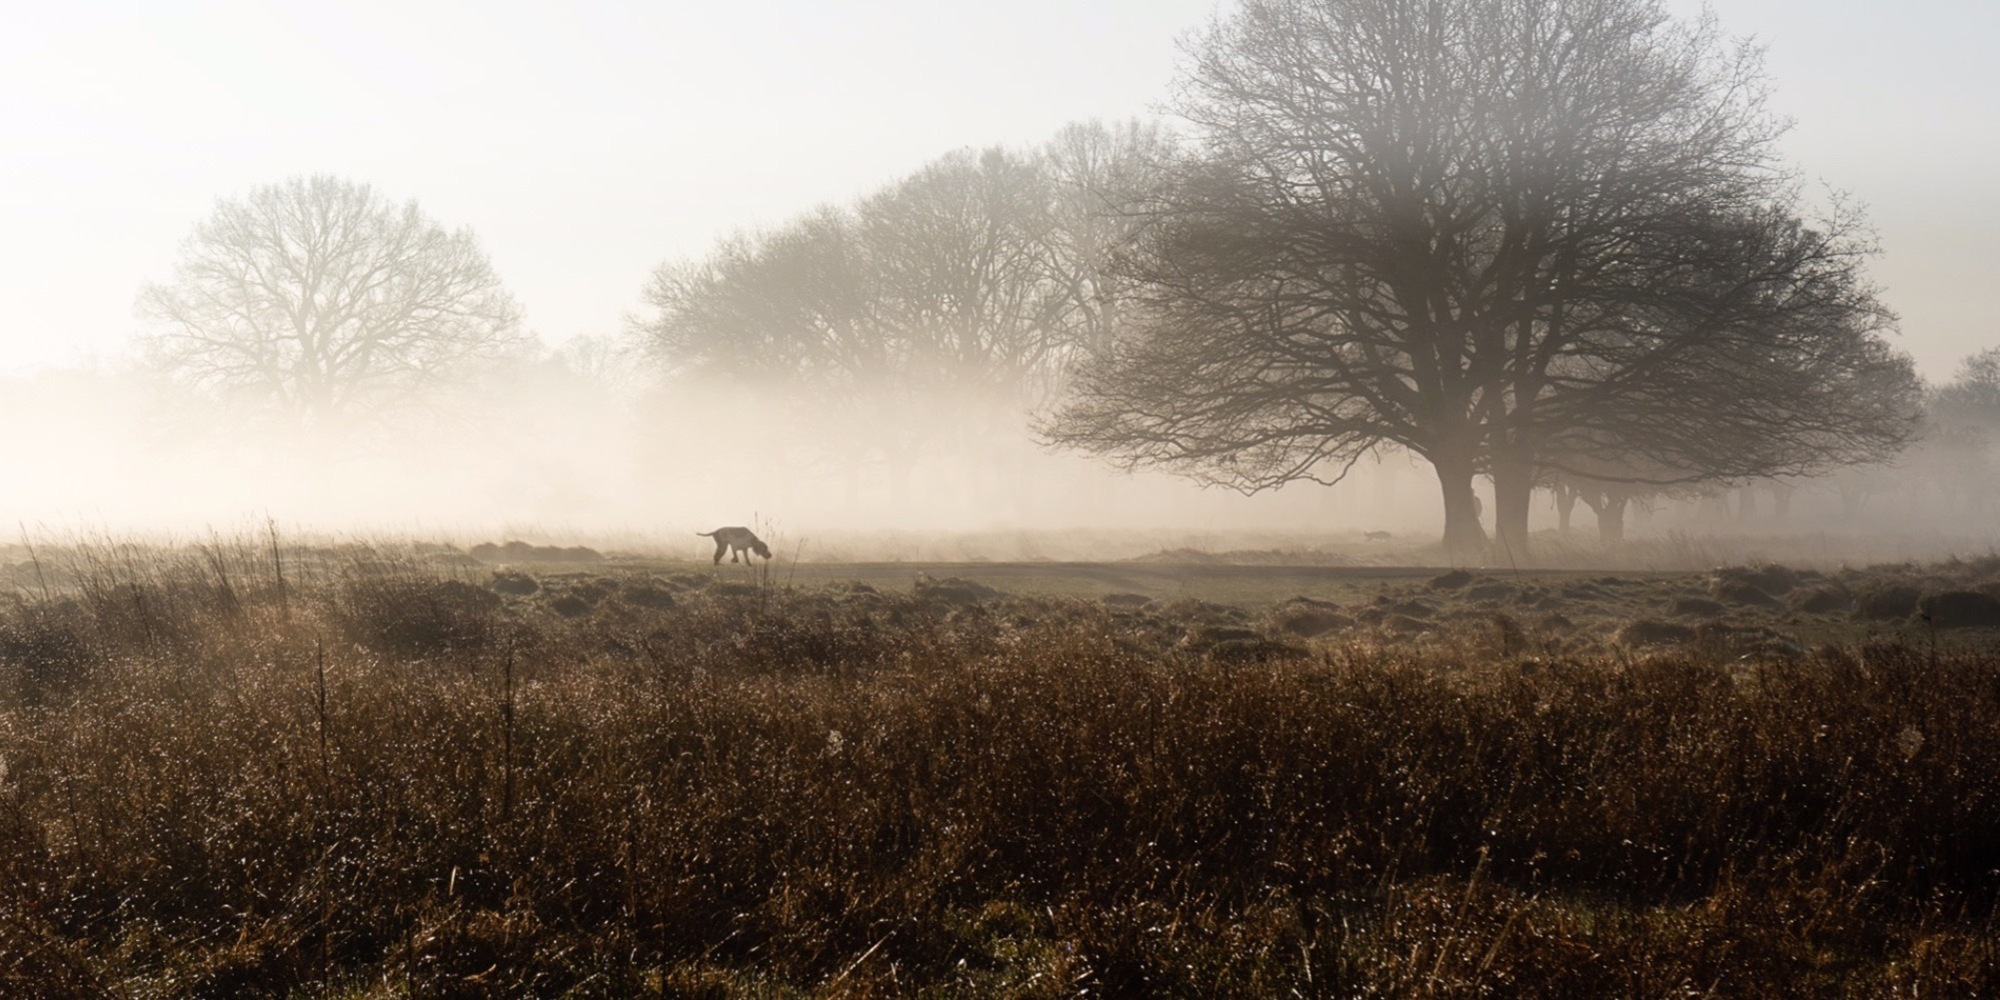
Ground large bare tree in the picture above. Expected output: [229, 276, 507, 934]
[1046, 0, 1918, 560]
[139, 175, 525, 428]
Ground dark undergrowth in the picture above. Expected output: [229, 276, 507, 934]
[0, 541, 1997, 996]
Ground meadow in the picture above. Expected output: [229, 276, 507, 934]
[1, 536, 1997, 996]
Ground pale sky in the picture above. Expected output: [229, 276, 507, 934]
[2, 0, 1994, 379]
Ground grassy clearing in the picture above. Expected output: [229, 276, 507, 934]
[0, 539, 1997, 996]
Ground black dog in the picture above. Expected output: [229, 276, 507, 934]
[696, 527, 772, 565]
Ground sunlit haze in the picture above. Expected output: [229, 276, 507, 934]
[4, 1, 1993, 375]
[0, 0, 1994, 546]
[2, 1, 1214, 370]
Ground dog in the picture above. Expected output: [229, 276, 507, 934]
[696, 526, 772, 566]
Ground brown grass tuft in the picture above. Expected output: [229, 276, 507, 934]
[0, 540, 1997, 993]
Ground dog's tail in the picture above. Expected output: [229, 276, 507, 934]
[695, 530, 716, 537]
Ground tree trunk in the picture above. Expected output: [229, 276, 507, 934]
[1432, 453, 1488, 564]
[888, 453, 913, 517]
[1490, 456, 1536, 564]
[1597, 495, 1628, 545]
[1700, 493, 1731, 522]
[1839, 483, 1865, 520]
[1576, 489, 1629, 547]
[1554, 484, 1577, 537]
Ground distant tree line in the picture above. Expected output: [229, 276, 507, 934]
[133, 0, 1971, 558]
[1546, 348, 1999, 545]
[624, 0, 1924, 560]
[629, 121, 1169, 505]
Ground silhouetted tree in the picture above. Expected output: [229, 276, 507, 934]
[1046, 0, 1918, 561]
[1920, 346, 2000, 514]
[1932, 347, 2000, 431]
[139, 175, 524, 428]
[639, 205, 915, 499]
[1037, 121, 1175, 368]
[1544, 462, 1687, 545]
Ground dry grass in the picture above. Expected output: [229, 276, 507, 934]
[0, 539, 1997, 996]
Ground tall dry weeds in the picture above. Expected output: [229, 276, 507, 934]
[0, 540, 1994, 995]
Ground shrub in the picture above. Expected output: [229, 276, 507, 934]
[1269, 598, 1348, 638]
[1176, 623, 1261, 651]
[1853, 583, 1923, 621]
[547, 594, 592, 618]
[1917, 590, 2000, 629]
[1670, 596, 1726, 617]
[913, 574, 1001, 607]
[618, 580, 678, 610]
[1613, 618, 1698, 647]
[469, 540, 604, 564]
[1716, 563, 1801, 595]
[0, 602, 99, 703]
[331, 575, 503, 658]
[1711, 578, 1781, 608]
[1790, 585, 1852, 614]
[1383, 613, 1433, 634]
[489, 570, 539, 596]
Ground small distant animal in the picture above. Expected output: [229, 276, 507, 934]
[1363, 530, 1393, 541]
[697, 526, 772, 565]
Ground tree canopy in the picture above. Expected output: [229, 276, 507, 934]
[1932, 347, 2000, 433]
[635, 121, 1170, 506]
[139, 175, 525, 429]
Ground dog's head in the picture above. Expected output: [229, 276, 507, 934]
[751, 540, 773, 560]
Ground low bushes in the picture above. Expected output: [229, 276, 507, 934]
[0, 548, 1997, 995]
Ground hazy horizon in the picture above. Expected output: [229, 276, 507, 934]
[1, 0, 1994, 552]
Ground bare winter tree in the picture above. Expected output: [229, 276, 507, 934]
[636, 124, 1169, 511]
[637, 206, 905, 499]
[858, 147, 1066, 411]
[139, 175, 525, 429]
[640, 208, 874, 389]
[1932, 347, 2000, 433]
[1036, 120, 1176, 369]
[1045, 0, 1919, 560]
[1919, 346, 2000, 514]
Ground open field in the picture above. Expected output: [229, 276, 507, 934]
[2, 538, 1999, 996]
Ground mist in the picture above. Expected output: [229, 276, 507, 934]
[0, 345, 1991, 571]
[0, 353, 1446, 548]
[0, 1, 1993, 569]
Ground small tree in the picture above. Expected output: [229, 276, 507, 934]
[1920, 346, 2000, 514]
[139, 175, 525, 429]
[1932, 347, 2000, 432]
